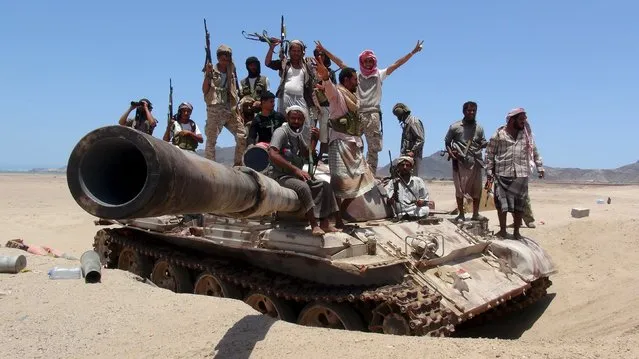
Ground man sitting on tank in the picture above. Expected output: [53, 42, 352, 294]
[247, 91, 285, 145]
[268, 105, 342, 236]
[384, 156, 431, 219]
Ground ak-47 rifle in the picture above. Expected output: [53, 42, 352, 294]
[279, 15, 288, 61]
[242, 30, 278, 44]
[167, 78, 174, 132]
[388, 151, 400, 218]
[202, 19, 212, 72]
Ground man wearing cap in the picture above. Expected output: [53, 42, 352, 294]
[265, 39, 316, 121]
[384, 156, 431, 219]
[485, 108, 545, 239]
[268, 105, 341, 236]
[444, 101, 488, 222]
[315, 40, 424, 175]
[163, 102, 203, 151]
[392, 103, 425, 176]
[247, 91, 285, 145]
[118, 98, 157, 135]
[202, 44, 246, 166]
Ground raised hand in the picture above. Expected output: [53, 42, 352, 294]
[314, 53, 329, 81]
[411, 40, 424, 55]
[314, 40, 326, 53]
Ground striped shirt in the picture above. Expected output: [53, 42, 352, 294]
[485, 126, 544, 178]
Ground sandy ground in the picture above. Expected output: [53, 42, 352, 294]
[1, 173, 639, 359]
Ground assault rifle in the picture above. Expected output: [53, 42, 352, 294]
[167, 78, 173, 129]
[279, 15, 288, 60]
[388, 151, 400, 218]
[242, 30, 278, 44]
[202, 19, 212, 72]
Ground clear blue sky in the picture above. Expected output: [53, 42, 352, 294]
[1, 1, 637, 170]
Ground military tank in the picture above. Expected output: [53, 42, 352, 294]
[67, 126, 556, 336]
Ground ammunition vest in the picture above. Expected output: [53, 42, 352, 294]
[172, 120, 199, 151]
[240, 76, 268, 100]
[329, 110, 361, 137]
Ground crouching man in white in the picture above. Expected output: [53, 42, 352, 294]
[385, 156, 431, 219]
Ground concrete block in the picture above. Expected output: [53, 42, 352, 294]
[571, 208, 590, 218]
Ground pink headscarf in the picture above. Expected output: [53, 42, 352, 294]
[359, 50, 378, 77]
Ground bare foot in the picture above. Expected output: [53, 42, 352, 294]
[495, 230, 509, 239]
[513, 231, 523, 240]
[311, 226, 326, 236]
[321, 224, 342, 233]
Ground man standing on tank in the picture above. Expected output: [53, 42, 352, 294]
[444, 101, 488, 222]
[202, 45, 246, 165]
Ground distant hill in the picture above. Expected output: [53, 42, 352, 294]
[28, 166, 67, 173]
[542, 161, 639, 184]
[378, 152, 639, 184]
[21, 146, 639, 184]
[377, 151, 451, 179]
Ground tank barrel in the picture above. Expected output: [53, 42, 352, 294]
[66, 126, 300, 219]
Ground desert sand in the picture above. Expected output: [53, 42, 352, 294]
[1, 173, 638, 359]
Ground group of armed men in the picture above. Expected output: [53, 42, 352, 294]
[118, 38, 544, 239]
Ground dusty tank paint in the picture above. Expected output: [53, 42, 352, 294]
[70, 125, 557, 337]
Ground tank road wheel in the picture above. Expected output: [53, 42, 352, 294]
[370, 302, 411, 335]
[150, 259, 193, 293]
[244, 292, 296, 322]
[117, 247, 152, 278]
[93, 229, 118, 267]
[193, 272, 242, 299]
[297, 302, 366, 331]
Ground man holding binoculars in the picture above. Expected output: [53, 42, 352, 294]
[118, 98, 158, 135]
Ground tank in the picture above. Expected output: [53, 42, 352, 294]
[67, 126, 557, 336]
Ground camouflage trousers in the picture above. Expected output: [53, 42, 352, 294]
[204, 104, 246, 166]
[359, 111, 382, 175]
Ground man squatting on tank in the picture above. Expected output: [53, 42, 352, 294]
[384, 156, 431, 219]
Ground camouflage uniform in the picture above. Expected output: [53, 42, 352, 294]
[203, 53, 246, 165]
[359, 111, 382, 174]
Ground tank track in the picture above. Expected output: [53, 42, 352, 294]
[94, 228, 550, 337]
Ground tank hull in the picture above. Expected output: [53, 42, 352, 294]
[70, 125, 557, 336]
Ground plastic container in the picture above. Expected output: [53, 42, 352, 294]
[48, 267, 82, 280]
[0, 255, 27, 274]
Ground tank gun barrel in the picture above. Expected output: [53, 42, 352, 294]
[66, 126, 300, 219]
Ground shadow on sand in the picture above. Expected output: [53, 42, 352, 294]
[213, 314, 276, 359]
[455, 293, 556, 339]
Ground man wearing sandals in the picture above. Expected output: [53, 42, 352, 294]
[268, 106, 341, 236]
[444, 101, 488, 222]
[485, 108, 545, 239]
